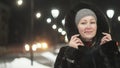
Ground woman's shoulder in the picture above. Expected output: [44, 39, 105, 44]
[59, 46, 69, 51]
[57, 46, 69, 54]
[101, 40, 117, 47]
[60, 46, 69, 49]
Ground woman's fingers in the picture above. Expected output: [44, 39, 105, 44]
[102, 32, 112, 40]
[71, 34, 80, 40]
[69, 34, 84, 48]
[76, 38, 84, 46]
[100, 32, 112, 45]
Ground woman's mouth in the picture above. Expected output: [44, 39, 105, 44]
[85, 31, 92, 34]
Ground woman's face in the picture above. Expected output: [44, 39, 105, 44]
[77, 16, 97, 41]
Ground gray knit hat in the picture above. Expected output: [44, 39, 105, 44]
[75, 8, 97, 25]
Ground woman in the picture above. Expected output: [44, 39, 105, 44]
[54, 2, 120, 68]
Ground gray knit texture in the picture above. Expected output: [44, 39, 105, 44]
[75, 8, 97, 25]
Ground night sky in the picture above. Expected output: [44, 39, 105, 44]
[0, 0, 120, 46]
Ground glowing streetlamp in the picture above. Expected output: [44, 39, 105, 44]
[16, 0, 23, 6]
[35, 12, 41, 19]
[106, 9, 115, 35]
[51, 9, 60, 18]
[118, 16, 120, 21]
[25, 44, 30, 51]
[52, 24, 57, 30]
[65, 35, 68, 43]
[58, 28, 63, 33]
[106, 9, 114, 19]
[61, 31, 66, 35]
[62, 19, 65, 26]
[32, 44, 37, 51]
[24, 42, 48, 51]
[41, 42, 48, 49]
[46, 18, 52, 23]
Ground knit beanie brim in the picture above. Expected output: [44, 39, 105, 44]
[75, 8, 97, 25]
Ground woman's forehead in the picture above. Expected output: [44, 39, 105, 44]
[80, 16, 97, 21]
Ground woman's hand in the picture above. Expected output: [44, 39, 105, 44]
[100, 32, 112, 45]
[68, 34, 84, 49]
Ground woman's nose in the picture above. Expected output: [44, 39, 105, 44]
[85, 24, 92, 30]
[86, 23, 91, 28]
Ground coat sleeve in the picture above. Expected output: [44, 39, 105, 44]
[54, 46, 68, 68]
[64, 46, 94, 68]
[64, 46, 88, 63]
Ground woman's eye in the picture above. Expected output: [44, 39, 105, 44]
[81, 22, 86, 24]
[91, 22, 96, 24]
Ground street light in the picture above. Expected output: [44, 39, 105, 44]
[25, 44, 30, 51]
[17, 0, 42, 65]
[32, 44, 37, 51]
[46, 18, 52, 24]
[51, 9, 62, 45]
[106, 9, 115, 19]
[16, 0, 23, 6]
[65, 35, 68, 43]
[41, 42, 48, 49]
[24, 42, 48, 51]
[52, 24, 57, 30]
[61, 30, 66, 35]
[62, 18, 65, 26]
[30, 0, 34, 65]
[106, 9, 115, 36]
[35, 12, 41, 19]
[58, 28, 63, 33]
[51, 9, 60, 18]
[118, 16, 120, 21]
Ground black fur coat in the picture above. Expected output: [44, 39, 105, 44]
[54, 41, 120, 68]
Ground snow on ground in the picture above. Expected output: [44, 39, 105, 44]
[5, 57, 51, 68]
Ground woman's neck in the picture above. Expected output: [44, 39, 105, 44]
[82, 38, 92, 42]
[82, 38, 93, 47]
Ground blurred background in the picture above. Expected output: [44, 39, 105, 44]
[0, 0, 120, 68]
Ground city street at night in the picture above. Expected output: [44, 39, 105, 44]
[0, 0, 120, 68]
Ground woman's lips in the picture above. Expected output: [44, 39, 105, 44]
[85, 31, 93, 33]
